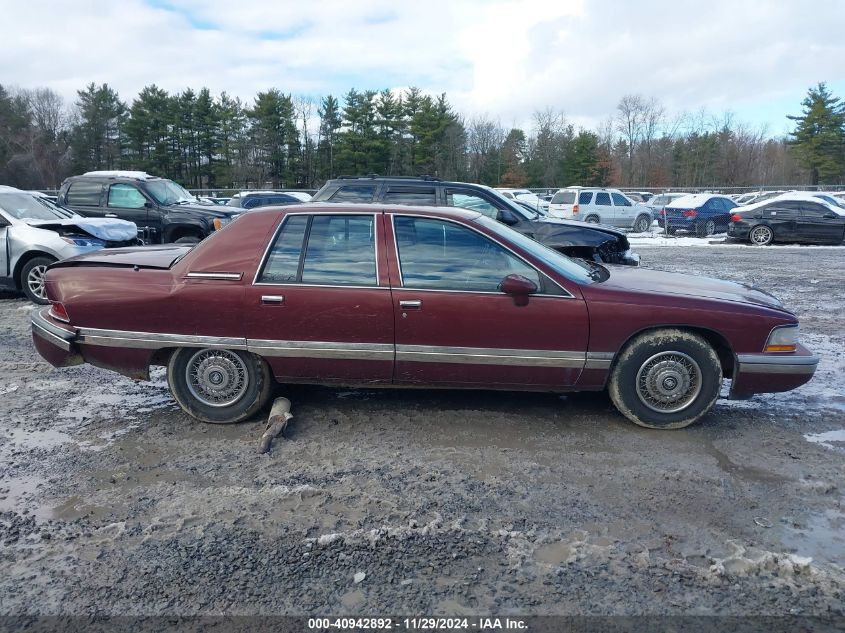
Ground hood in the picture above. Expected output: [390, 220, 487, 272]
[165, 201, 239, 217]
[529, 218, 629, 248]
[51, 245, 190, 270]
[597, 266, 788, 311]
[27, 217, 137, 242]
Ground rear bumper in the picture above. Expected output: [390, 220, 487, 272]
[729, 344, 819, 399]
[31, 308, 83, 367]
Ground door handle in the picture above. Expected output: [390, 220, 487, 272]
[105, 213, 118, 218]
[399, 299, 422, 309]
[261, 295, 285, 305]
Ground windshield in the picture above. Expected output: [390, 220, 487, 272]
[146, 179, 197, 205]
[0, 192, 77, 222]
[474, 215, 596, 285]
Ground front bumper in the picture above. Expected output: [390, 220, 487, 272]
[729, 344, 819, 399]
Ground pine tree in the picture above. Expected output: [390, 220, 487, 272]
[788, 82, 845, 185]
[70, 83, 127, 172]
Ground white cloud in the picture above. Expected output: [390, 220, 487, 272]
[1, 0, 843, 133]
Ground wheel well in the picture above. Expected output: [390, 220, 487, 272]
[12, 251, 57, 290]
[584, 214, 600, 221]
[150, 347, 177, 367]
[614, 326, 735, 378]
[167, 226, 204, 242]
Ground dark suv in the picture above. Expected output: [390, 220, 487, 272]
[312, 176, 639, 265]
[58, 171, 241, 244]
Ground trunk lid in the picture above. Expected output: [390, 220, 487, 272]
[50, 245, 190, 270]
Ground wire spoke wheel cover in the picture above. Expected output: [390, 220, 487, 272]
[750, 225, 772, 245]
[185, 349, 250, 407]
[27, 265, 48, 300]
[635, 351, 702, 414]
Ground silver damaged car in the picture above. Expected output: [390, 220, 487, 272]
[0, 186, 139, 304]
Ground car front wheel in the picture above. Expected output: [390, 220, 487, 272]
[167, 347, 273, 423]
[608, 329, 722, 429]
[749, 225, 774, 246]
[20, 256, 56, 304]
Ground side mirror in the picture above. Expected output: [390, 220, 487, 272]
[496, 209, 519, 226]
[144, 201, 154, 209]
[499, 274, 537, 306]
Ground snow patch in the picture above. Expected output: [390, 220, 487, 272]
[804, 429, 845, 451]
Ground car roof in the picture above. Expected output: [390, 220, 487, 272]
[739, 191, 845, 214]
[79, 170, 158, 180]
[0, 185, 25, 193]
[666, 193, 728, 207]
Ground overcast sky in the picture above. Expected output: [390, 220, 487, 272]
[2, 0, 844, 136]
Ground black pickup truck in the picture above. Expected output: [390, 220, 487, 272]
[58, 171, 240, 244]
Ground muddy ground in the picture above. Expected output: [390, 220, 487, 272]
[0, 243, 843, 623]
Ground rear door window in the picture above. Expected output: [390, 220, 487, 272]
[578, 191, 593, 204]
[594, 192, 611, 206]
[329, 185, 376, 203]
[66, 181, 103, 207]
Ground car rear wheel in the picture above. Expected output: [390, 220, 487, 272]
[749, 225, 774, 246]
[20, 256, 56, 305]
[608, 329, 722, 429]
[633, 215, 651, 233]
[696, 219, 716, 237]
[167, 347, 273, 423]
[584, 215, 600, 224]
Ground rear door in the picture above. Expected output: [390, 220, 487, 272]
[63, 180, 104, 218]
[591, 191, 613, 223]
[244, 211, 395, 383]
[387, 213, 589, 388]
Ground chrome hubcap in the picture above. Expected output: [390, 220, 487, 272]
[27, 265, 48, 300]
[705, 221, 715, 235]
[185, 349, 249, 407]
[636, 351, 702, 413]
[750, 226, 771, 245]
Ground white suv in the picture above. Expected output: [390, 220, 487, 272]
[548, 187, 653, 232]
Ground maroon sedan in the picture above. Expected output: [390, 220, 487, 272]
[31, 204, 818, 429]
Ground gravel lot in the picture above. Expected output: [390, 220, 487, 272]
[0, 243, 843, 622]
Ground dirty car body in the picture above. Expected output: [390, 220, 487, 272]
[0, 186, 138, 303]
[32, 204, 818, 430]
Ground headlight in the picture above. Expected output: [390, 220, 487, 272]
[765, 325, 799, 353]
[213, 217, 234, 231]
[61, 236, 106, 248]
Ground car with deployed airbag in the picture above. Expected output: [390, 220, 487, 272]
[0, 186, 138, 303]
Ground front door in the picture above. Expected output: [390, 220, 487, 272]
[244, 211, 395, 383]
[387, 214, 589, 388]
[611, 192, 635, 228]
[106, 184, 152, 241]
[797, 203, 845, 244]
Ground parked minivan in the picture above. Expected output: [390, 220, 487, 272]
[548, 188, 653, 232]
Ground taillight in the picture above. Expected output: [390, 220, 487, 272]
[730, 214, 742, 222]
[682, 209, 698, 217]
[49, 302, 70, 323]
[572, 204, 579, 214]
[659, 208, 666, 216]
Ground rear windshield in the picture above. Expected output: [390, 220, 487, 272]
[551, 191, 576, 204]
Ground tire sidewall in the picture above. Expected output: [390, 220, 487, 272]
[21, 256, 55, 304]
[750, 225, 773, 246]
[585, 215, 600, 224]
[634, 215, 650, 232]
[167, 348, 273, 423]
[609, 330, 722, 429]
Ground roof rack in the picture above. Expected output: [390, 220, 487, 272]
[335, 174, 442, 182]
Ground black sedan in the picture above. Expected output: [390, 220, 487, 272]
[728, 196, 845, 245]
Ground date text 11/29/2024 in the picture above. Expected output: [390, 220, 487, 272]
[307, 617, 527, 630]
